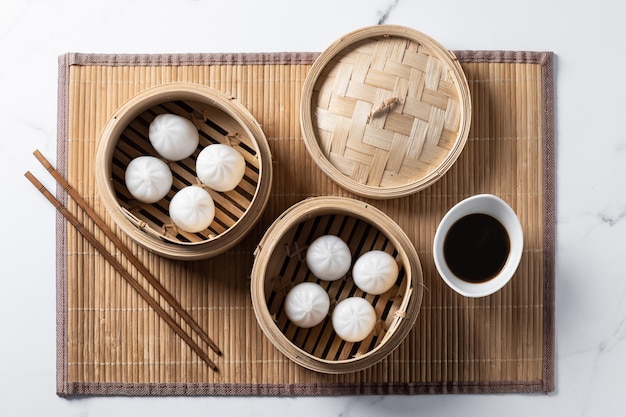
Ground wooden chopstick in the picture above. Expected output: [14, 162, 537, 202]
[32, 150, 222, 357]
[25, 168, 219, 371]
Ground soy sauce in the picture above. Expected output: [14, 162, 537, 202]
[443, 213, 510, 283]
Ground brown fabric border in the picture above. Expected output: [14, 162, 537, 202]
[63, 51, 321, 67]
[61, 380, 547, 397]
[63, 50, 549, 67]
[56, 50, 556, 396]
[56, 53, 70, 396]
[540, 52, 556, 393]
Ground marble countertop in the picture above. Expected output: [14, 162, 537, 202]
[1, 0, 624, 415]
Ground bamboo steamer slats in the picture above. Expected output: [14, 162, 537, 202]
[250, 196, 424, 374]
[95, 83, 272, 260]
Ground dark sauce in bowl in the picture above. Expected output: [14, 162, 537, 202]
[443, 213, 510, 283]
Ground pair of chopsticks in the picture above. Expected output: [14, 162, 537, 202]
[25, 150, 221, 371]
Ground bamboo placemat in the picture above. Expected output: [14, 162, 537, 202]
[55, 50, 555, 396]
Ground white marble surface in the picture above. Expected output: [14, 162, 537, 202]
[1, 0, 625, 415]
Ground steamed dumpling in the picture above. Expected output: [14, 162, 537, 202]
[284, 282, 330, 328]
[169, 186, 215, 233]
[352, 250, 399, 295]
[306, 235, 351, 281]
[196, 144, 246, 192]
[148, 114, 199, 161]
[124, 156, 172, 204]
[331, 297, 376, 342]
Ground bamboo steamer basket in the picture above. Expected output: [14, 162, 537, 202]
[250, 196, 424, 373]
[95, 83, 272, 260]
[301, 25, 471, 198]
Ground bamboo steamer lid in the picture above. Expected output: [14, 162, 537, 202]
[250, 196, 424, 373]
[95, 83, 272, 260]
[301, 25, 471, 198]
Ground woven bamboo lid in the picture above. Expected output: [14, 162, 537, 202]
[250, 197, 424, 373]
[301, 25, 471, 198]
[95, 83, 272, 260]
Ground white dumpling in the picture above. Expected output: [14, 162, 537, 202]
[352, 250, 399, 295]
[148, 113, 199, 161]
[306, 235, 351, 281]
[196, 144, 246, 192]
[124, 156, 172, 204]
[331, 297, 377, 342]
[169, 186, 215, 233]
[284, 282, 330, 328]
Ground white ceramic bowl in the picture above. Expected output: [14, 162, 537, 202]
[433, 194, 523, 297]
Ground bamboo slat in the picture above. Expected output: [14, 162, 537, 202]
[56, 50, 554, 396]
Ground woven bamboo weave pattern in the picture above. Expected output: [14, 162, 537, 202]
[56, 50, 554, 396]
[301, 26, 471, 199]
[313, 38, 462, 186]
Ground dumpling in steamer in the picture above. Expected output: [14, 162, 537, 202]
[124, 156, 172, 204]
[284, 282, 330, 328]
[148, 113, 199, 161]
[168, 186, 215, 233]
[331, 297, 377, 342]
[306, 235, 352, 281]
[352, 250, 399, 295]
[196, 144, 246, 192]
